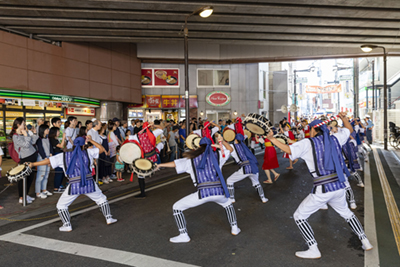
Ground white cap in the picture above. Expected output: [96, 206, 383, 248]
[91, 118, 97, 122]
[365, 115, 370, 118]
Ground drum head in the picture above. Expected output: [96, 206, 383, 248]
[192, 137, 201, 149]
[273, 134, 289, 145]
[9, 164, 26, 175]
[245, 122, 266, 135]
[223, 128, 236, 142]
[120, 142, 142, 164]
[134, 159, 153, 171]
[186, 134, 199, 150]
[244, 129, 252, 139]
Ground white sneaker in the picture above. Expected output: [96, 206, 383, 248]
[359, 166, 363, 172]
[102, 178, 109, 184]
[110, 174, 117, 179]
[350, 203, 357, 210]
[231, 225, 241, 236]
[27, 195, 35, 202]
[230, 198, 236, 204]
[59, 225, 72, 232]
[261, 197, 269, 203]
[37, 193, 47, 199]
[295, 244, 321, 259]
[107, 177, 113, 183]
[170, 233, 191, 243]
[43, 190, 53, 196]
[18, 198, 32, 204]
[106, 218, 118, 225]
[361, 239, 373, 251]
[320, 204, 328, 210]
[357, 183, 365, 188]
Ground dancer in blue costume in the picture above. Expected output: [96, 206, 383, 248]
[267, 112, 372, 259]
[29, 136, 117, 232]
[157, 137, 240, 243]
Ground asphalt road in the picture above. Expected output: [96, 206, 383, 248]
[0, 152, 365, 267]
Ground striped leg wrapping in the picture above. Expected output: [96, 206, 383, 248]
[224, 204, 237, 227]
[345, 186, 356, 204]
[295, 219, 317, 247]
[352, 172, 363, 185]
[173, 210, 187, 234]
[98, 201, 112, 220]
[57, 208, 71, 227]
[254, 184, 265, 199]
[227, 184, 235, 199]
[346, 215, 367, 240]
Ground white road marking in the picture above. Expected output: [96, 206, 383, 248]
[0, 176, 200, 267]
[364, 154, 380, 267]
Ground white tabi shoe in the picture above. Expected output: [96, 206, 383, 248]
[107, 218, 118, 225]
[295, 244, 321, 259]
[231, 225, 241, 236]
[230, 198, 236, 204]
[320, 204, 328, 210]
[350, 203, 357, 210]
[357, 182, 365, 188]
[170, 233, 190, 243]
[361, 239, 373, 251]
[59, 225, 72, 232]
[261, 197, 269, 203]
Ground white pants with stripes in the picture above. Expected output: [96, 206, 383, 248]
[294, 187, 353, 221]
[56, 183, 107, 210]
[227, 171, 260, 186]
[173, 192, 232, 211]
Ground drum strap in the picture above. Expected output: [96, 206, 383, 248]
[190, 158, 200, 198]
[238, 160, 250, 168]
[144, 149, 156, 158]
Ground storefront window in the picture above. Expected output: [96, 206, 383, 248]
[198, 69, 230, 87]
[5, 111, 24, 134]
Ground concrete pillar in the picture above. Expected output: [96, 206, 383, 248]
[100, 101, 123, 122]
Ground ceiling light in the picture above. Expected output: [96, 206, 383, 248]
[360, 44, 378, 53]
[199, 6, 213, 18]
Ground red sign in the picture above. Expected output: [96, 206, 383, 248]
[128, 95, 146, 108]
[179, 95, 198, 108]
[154, 69, 179, 87]
[206, 91, 231, 107]
[141, 69, 153, 87]
[146, 95, 161, 108]
[305, 84, 342, 94]
[66, 107, 95, 117]
[162, 95, 179, 108]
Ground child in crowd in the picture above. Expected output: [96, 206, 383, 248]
[115, 145, 125, 182]
[282, 123, 298, 169]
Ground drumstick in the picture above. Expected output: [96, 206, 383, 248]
[219, 141, 225, 158]
[313, 115, 340, 128]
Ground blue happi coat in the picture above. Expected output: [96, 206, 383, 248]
[64, 150, 95, 195]
[309, 135, 347, 193]
[342, 139, 361, 172]
[233, 143, 255, 174]
[191, 151, 226, 199]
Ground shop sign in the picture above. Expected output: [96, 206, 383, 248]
[146, 95, 161, 108]
[154, 69, 179, 87]
[305, 84, 342, 94]
[206, 91, 231, 107]
[296, 77, 308, 83]
[22, 99, 36, 106]
[339, 75, 352, 81]
[128, 95, 146, 108]
[141, 69, 153, 87]
[162, 95, 179, 108]
[179, 95, 198, 108]
[66, 107, 95, 116]
[51, 95, 73, 102]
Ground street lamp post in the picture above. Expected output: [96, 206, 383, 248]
[293, 66, 315, 120]
[361, 44, 387, 150]
[183, 6, 213, 133]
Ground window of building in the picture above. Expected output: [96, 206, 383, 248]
[197, 69, 230, 87]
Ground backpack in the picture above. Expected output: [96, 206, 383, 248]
[8, 138, 20, 163]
